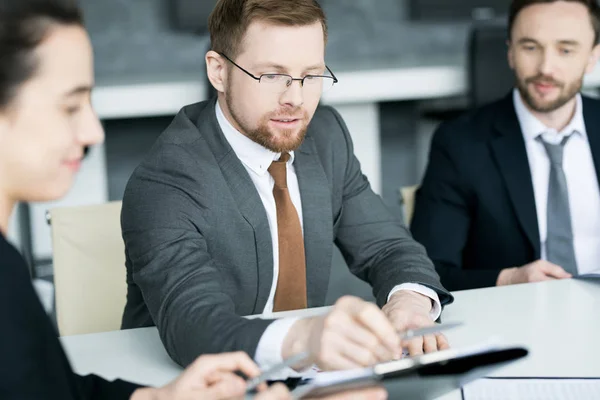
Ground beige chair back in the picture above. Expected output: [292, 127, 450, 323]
[400, 185, 420, 226]
[49, 201, 126, 336]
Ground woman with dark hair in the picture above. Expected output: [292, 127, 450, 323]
[0, 0, 292, 399]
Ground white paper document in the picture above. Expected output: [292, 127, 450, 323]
[578, 271, 600, 278]
[463, 378, 600, 400]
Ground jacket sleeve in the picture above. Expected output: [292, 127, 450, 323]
[411, 123, 501, 290]
[121, 142, 274, 367]
[0, 239, 143, 400]
[327, 107, 453, 307]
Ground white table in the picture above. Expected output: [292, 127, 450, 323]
[60, 278, 600, 399]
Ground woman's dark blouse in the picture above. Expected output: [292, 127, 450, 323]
[0, 233, 141, 399]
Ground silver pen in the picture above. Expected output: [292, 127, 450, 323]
[399, 321, 463, 340]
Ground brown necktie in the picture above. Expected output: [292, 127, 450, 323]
[268, 153, 307, 312]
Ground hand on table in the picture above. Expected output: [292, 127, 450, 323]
[382, 290, 449, 357]
[282, 296, 402, 371]
[497, 260, 572, 286]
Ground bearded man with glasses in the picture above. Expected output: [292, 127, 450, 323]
[121, 0, 453, 380]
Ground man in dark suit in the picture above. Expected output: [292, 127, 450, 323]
[412, 0, 600, 291]
[121, 0, 453, 374]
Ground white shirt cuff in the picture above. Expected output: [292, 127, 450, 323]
[254, 317, 305, 379]
[387, 283, 442, 321]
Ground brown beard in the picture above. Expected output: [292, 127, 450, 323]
[227, 97, 309, 153]
[516, 73, 582, 113]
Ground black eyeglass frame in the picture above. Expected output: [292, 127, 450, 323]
[218, 52, 338, 89]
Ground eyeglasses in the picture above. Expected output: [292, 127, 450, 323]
[219, 53, 338, 94]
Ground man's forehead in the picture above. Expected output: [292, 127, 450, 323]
[237, 21, 325, 67]
[512, 6, 595, 44]
[241, 20, 324, 48]
[513, 3, 593, 32]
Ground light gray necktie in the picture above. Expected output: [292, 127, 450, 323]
[538, 134, 578, 275]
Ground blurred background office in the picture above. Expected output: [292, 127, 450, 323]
[9, 0, 600, 311]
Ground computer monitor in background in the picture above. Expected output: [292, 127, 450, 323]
[170, 0, 216, 34]
[409, 0, 507, 21]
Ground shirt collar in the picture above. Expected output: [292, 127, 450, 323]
[215, 100, 295, 176]
[513, 88, 587, 143]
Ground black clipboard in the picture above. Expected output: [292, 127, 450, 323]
[291, 345, 528, 399]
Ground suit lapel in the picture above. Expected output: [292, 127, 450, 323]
[198, 101, 273, 313]
[219, 153, 273, 312]
[295, 136, 333, 308]
[582, 97, 600, 188]
[490, 95, 541, 256]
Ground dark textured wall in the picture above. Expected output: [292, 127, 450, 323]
[81, 0, 208, 78]
[81, 0, 468, 79]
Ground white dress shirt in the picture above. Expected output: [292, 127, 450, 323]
[513, 89, 600, 275]
[215, 101, 441, 374]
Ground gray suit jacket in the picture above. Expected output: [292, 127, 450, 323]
[121, 99, 452, 366]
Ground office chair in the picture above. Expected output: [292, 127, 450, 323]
[399, 185, 420, 226]
[468, 20, 515, 108]
[48, 201, 127, 336]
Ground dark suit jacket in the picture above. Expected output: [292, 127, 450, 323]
[121, 99, 452, 366]
[411, 93, 600, 291]
[0, 234, 141, 400]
